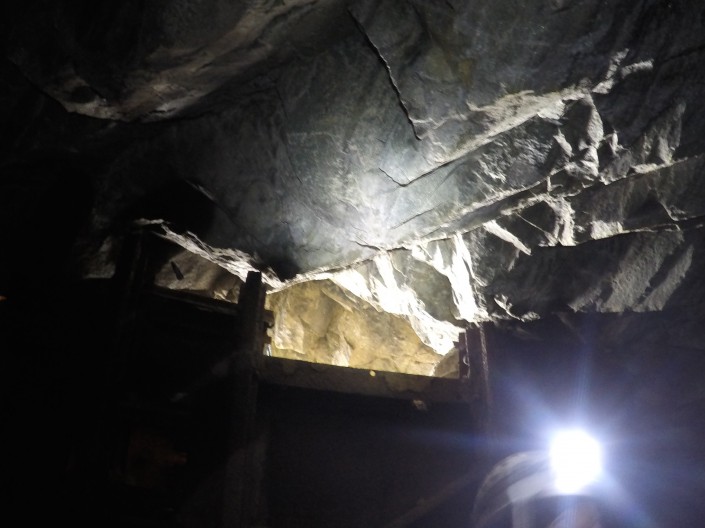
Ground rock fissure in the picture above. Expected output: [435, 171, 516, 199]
[5, 0, 705, 375]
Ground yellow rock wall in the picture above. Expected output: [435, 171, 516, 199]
[266, 280, 444, 376]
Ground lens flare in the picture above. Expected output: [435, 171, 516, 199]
[550, 429, 603, 494]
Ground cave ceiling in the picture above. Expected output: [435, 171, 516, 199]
[3, 0, 705, 375]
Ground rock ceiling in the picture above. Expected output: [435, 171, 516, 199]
[3, 0, 705, 375]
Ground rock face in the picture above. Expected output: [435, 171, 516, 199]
[3, 0, 354, 120]
[266, 280, 444, 376]
[3, 0, 705, 373]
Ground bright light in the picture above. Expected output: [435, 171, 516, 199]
[550, 429, 603, 494]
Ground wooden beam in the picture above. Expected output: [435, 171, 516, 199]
[147, 285, 240, 316]
[223, 271, 267, 528]
[258, 356, 478, 404]
[465, 324, 493, 435]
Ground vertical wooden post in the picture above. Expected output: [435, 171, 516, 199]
[222, 271, 267, 528]
[465, 323, 493, 437]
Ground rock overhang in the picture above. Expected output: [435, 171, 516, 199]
[3, 0, 705, 372]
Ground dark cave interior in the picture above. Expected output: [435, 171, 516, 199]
[4, 1, 705, 527]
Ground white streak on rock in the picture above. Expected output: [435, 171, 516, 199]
[484, 220, 532, 255]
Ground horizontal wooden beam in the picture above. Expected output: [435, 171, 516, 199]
[258, 356, 477, 404]
[146, 285, 240, 316]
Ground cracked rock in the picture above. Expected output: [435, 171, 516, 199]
[4, 0, 705, 372]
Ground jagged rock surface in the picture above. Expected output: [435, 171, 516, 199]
[3, 0, 705, 370]
[266, 280, 443, 376]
